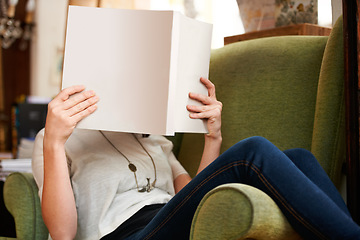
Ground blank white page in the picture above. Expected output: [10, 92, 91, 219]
[174, 13, 212, 133]
[62, 6, 173, 134]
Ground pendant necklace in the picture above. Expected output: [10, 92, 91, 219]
[99, 131, 157, 193]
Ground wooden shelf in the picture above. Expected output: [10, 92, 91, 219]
[224, 23, 332, 45]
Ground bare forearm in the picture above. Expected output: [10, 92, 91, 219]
[187, 78, 222, 175]
[197, 134, 222, 174]
[42, 140, 77, 239]
[39, 86, 98, 239]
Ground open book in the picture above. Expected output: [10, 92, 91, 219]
[62, 6, 213, 135]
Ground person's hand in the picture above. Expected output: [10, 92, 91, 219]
[44, 85, 99, 146]
[187, 77, 222, 140]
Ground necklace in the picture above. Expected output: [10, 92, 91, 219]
[99, 131, 157, 193]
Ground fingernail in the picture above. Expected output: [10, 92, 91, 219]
[90, 104, 98, 111]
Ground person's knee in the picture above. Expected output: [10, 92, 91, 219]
[229, 136, 279, 168]
[234, 136, 275, 157]
[242, 136, 272, 149]
[223, 136, 276, 163]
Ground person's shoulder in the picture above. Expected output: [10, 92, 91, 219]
[33, 128, 45, 147]
[36, 128, 45, 137]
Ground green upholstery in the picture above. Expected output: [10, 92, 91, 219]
[2, 18, 345, 240]
[178, 22, 345, 184]
[189, 17, 345, 240]
[178, 19, 345, 188]
[178, 34, 328, 177]
[190, 184, 302, 240]
[2, 172, 48, 240]
[311, 17, 345, 187]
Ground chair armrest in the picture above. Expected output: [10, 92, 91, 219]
[3, 172, 48, 240]
[190, 183, 302, 240]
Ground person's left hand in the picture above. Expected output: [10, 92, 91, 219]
[187, 77, 222, 140]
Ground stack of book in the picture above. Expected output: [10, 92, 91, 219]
[0, 158, 31, 181]
[16, 138, 35, 159]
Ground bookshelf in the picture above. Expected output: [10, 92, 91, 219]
[0, 0, 31, 154]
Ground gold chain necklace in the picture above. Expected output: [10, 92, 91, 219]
[99, 131, 157, 193]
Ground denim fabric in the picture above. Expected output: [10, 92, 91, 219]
[124, 136, 360, 240]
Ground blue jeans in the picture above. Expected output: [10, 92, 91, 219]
[126, 136, 360, 240]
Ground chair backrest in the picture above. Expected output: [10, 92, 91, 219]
[310, 17, 345, 188]
[176, 18, 345, 189]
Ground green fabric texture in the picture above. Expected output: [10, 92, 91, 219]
[3, 172, 48, 240]
[178, 36, 328, 177]
[310, 17, 345, 188]
[191, 185, 253, 239]
[190, 184, 302, 240]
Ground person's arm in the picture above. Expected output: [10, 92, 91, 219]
[42, 137, 77, 240]
[173, 77, 222, 193]
[197, 132, 222, 174]
[187, 77, 222, 174]
[41, 85, 98, 240]
[174, 173, 192, 193]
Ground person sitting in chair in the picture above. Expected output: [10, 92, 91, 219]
[32, 77, 360, 240]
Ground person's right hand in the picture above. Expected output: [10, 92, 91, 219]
[44, 85, 99, 146]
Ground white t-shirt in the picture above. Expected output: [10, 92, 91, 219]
[32, 129, 188, 240]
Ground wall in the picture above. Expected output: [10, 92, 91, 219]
[332, 0, 342, 24]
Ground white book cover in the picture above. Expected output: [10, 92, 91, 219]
[62, 6, 213, 135]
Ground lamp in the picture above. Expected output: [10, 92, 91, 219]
[0, 0, 35, 50]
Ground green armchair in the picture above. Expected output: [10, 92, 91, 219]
[184, 16, 345, 239]
[2, 17, 345, 240]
